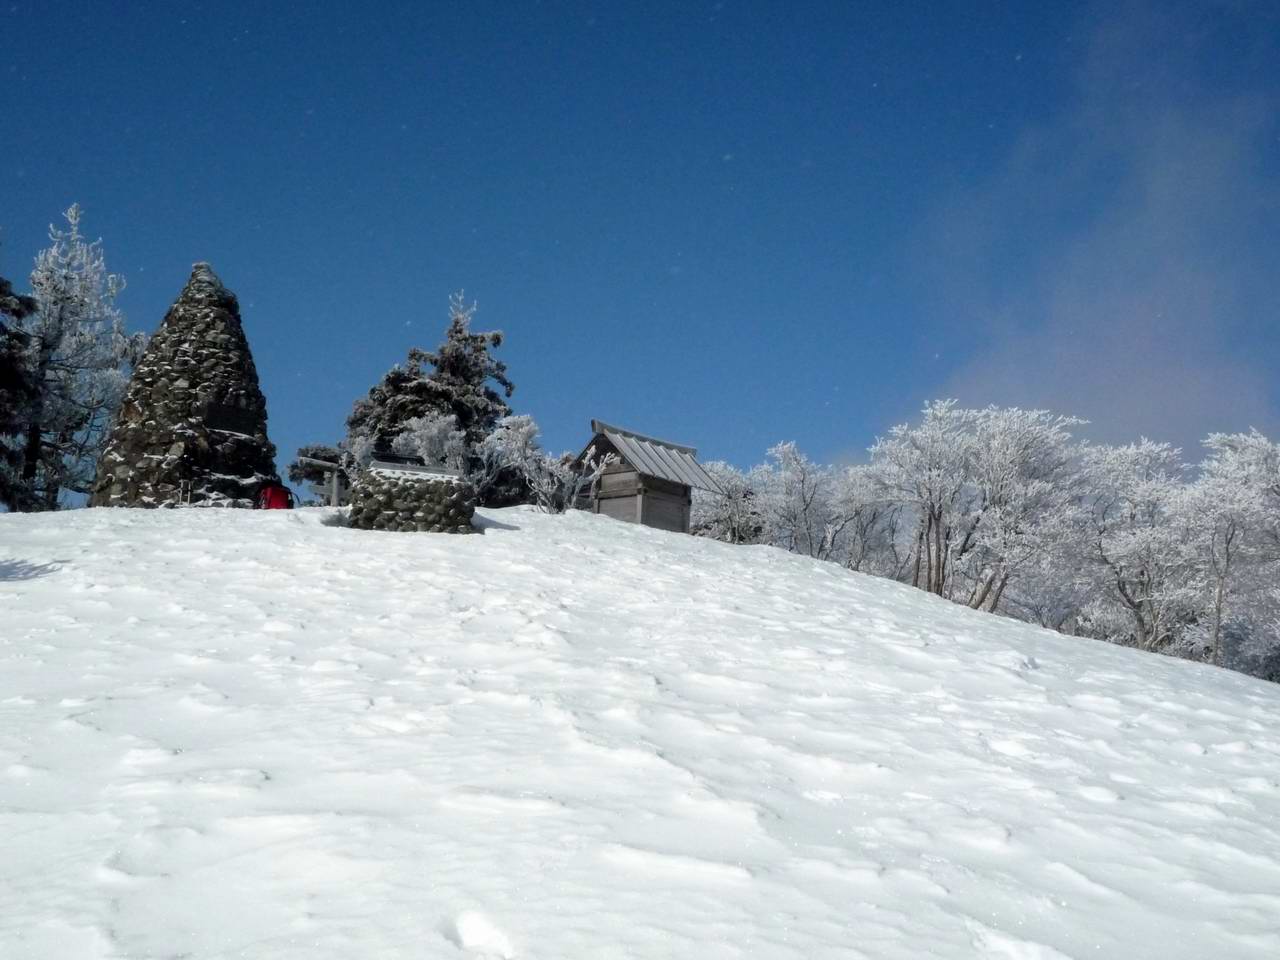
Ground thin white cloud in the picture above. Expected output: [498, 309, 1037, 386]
[925, 1, 1280, 454]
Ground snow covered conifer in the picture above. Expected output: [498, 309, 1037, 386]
[346, 291, 513, 458]
[419, 292, 514, 449]
[0, 273, 39, 508]
[6, 206, 143, 510]
[0, 274, 36, 324]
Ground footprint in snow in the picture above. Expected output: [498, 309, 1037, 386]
[1077, 784, 1121, 803]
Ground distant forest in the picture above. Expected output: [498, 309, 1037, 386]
[692, 404, 1280, 684]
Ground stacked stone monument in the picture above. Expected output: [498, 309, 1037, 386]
[90, 263, 279, 508]
[347, 465, 477, 533]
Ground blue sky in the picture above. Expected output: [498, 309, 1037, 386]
[3, 1, 1278, 472]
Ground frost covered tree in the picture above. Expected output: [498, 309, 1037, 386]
[750, 442, 837, 558]
[869, 401, 980, 596]
[999, 552, 1091, 635]
[691, 461, 763, 544]
[828, 465, 906, 577]
[345, 359, 425, 455]
[0, 274, 36, 331]
[471, 415, 540, 500]
[521, 445, 613, 514]
[3, 206, 142, 510]
[725, 445, 903, 573]
[712, 404, 1280, 683]
[1203, 431, 1280, 563]
[749, 445, 895, 566]
[1073, 441, 1198, 652]
[390, 412, 467, 471]
[346, 291, 513, 459]
[865, 403, 1084, 609]
[0, 273, 38, 508]
[1182, 432, 1280, 667]
[957, 409, 1084, 612]
[418, 291, 514, 449]
[470, 414, 612, 513]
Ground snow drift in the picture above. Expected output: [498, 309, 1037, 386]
[1, 507, 1278, 959]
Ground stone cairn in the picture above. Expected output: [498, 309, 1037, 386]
[347, 466, 477, 533]
[90, 263, 279, 508]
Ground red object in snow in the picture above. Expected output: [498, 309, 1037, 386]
[255, 483, 294, 510]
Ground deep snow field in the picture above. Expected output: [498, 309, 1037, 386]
[2, 506, 1279, 959]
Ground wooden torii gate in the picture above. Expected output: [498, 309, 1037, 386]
[295, 456, 345, 507]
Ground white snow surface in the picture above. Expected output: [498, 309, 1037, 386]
[2, 507, 1279, 959]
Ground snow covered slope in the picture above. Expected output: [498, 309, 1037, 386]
[2, 507, 1279, 959]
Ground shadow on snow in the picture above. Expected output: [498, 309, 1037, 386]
[0, 559, 62, 582]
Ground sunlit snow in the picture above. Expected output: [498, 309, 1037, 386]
[2, 507, 1278, 958]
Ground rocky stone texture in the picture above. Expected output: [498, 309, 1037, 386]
[90, 264, 278, 508]
[347, 469, 477, 533]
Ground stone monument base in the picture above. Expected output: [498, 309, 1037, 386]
[347, 468, 477, 534]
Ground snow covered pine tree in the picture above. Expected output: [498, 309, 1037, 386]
[347, 291, 513, 452]
[0, 273, 39, 509]
[4, 205, 143, 510]
[344, 291, 520, 503]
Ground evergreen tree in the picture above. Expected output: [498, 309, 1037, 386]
[346, 291, 513, 457]
[7, 206, 143, 510]
[0, 274, 38, 508]
[0, 275, 36, 322]
[418, 292, 514, 448]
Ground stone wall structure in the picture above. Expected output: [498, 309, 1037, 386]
[90, 263, 278, 508]
[347, 467, 477, 533]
